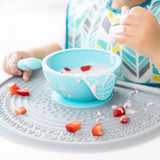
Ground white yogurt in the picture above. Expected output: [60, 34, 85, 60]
[59, 64, 111, 75]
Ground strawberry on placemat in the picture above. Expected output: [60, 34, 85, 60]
[65, 121, 81, 133]
[17, 88, 30, 96]
[13, 107, 27, 115]
[92, 123, 102, 136]
[120, 115, 130, 123]
[113, 106, 125, 117]
[8, 83, 20, 95]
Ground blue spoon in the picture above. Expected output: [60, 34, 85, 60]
[17, 58, 42, 71]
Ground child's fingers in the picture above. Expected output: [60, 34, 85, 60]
[8, 54, 22, 76]
[121, 6, 130, 15]
[120, 7, 146, 25]
[9, 65, 22, 76]
[113, 34, 136, 48]
[3, 51, 30, 79]
[113, 34, 128, 45]
[112, 25, 136, 36]
[120, 13, 137, 25]
[23, 70, 32, 82]
[130, 6, 148, 15]
[8, 62, 22, 76]
[3, 54, 16, 75]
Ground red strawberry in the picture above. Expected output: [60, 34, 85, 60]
[65, 121, 81, 133]
[113, 106, 125, 117]
[17, 88, 30, 96]
[92, 123, 102, 136]
[81, 65, 92, 72]
[64, 67, 71, 71]
[8, 83, 20, 95]
[120, 115, 130, 123]
[13, 107, 27, 115]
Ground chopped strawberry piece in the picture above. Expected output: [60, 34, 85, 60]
[13, 107, 27, 115]
[64, 67, 71, 71]
[17, 88, 30, 96]
[113, 106, 125, 117]
[120, 115, 130, 123]
[81, 65, 92, 72]
[92, 123, 102, 136]
[8, 83, 20, 95]
[65, 121, 81, 133]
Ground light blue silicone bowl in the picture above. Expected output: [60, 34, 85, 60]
[17, 48, 122, 107]
[41, 48, 122, 107]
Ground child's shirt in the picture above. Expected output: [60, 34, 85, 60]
[64, 0, 160, 86]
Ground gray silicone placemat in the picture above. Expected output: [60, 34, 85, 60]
[0, 70, 160, 152]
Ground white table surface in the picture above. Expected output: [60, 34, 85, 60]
[0, 1, 160, 160]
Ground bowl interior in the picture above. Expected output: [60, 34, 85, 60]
[43, 48, 121, 73]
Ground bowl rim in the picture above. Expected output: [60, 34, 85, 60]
[42, 48, 122, 77]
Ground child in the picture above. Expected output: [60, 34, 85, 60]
[3, 0, 160, 86]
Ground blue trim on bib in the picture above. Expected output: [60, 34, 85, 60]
[65, 1, 70, 49]
[106, 0, 152, 14]
[152, 1, 160, 6]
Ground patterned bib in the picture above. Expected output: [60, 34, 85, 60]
[66, 0, 160, 85]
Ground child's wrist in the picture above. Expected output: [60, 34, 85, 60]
[26, 50, 36, 58]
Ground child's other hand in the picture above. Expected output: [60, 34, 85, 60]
[112, 6, 160, 68]
[2, 51, 32, 81]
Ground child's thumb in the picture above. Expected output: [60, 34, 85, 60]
[23, 70, 32, 82]
[121, 6, 130, 15]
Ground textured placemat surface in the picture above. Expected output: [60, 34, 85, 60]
[0, 73, 160, 152]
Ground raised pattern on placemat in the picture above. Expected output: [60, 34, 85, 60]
[0, 77, 160, 145]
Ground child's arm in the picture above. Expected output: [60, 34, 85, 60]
[112, 6, 160, 71]
[2, 43, 61, 81]
[27, 43, 61, 59]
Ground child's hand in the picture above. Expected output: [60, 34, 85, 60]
[2, 51, 32, 81]
[112, 6, 160, 69]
